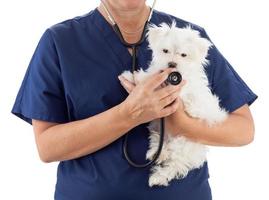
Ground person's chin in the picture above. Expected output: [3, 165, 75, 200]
[119, 0, 146, 11]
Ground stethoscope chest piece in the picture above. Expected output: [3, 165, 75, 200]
[166, 71, 182, 85]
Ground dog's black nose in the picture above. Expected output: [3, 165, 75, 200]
[168, 62, 177, 68]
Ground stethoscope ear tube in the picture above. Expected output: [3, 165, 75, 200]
[112, 22, 148, 48]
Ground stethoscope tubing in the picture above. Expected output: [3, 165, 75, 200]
[100, 0, 166, 168]
[123, 44, 166, 168]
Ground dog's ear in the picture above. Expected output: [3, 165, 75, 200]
[146, 23, 170, 48]
[196, 37, 213, 59]
[185, 26, 213, 59]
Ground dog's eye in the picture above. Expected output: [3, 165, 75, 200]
[163, 49, 169, 53]
[181, 53, 187, 57]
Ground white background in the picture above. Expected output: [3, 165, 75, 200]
[0, 0, 268, 199]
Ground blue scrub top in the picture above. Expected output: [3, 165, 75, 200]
[11, 7, 258, 200]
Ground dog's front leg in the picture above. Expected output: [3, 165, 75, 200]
[148, 159, 181, 187]
[120, 70, 135, 84]
[120, 68, 152, 84]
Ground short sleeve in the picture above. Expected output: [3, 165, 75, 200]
[11, 28, 69, 125]
[200, 28, 258, 113]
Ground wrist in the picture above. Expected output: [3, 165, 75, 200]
[117, 102, 139, 128]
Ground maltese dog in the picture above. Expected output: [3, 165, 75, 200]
[119, 21, 228, 187]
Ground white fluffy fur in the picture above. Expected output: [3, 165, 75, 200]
[120, 20, 228, 187]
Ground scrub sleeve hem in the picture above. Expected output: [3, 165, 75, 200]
[11, 105, 68, 125]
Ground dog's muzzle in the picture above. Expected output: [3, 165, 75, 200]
[168, 62, 177, 68]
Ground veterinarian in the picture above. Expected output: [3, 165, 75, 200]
[11, 0, 257, 199]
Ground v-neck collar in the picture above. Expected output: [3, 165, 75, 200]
[90, 7, 158, 72]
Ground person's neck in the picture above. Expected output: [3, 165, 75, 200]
[97, 2, 150, 44]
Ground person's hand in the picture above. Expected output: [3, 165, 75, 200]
[118, 68, 186, 126]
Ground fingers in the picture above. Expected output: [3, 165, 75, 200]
[157, 80, 186, 117]
[156, 80, 186, 100]
[161, 82, 167, 88]
[145, 68, 176, 91]
[159, 90, 180, 109]
[159, 97, 181, 117]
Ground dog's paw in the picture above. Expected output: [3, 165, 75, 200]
[133, 68, 150, 83]
[149, 171, 169, 187]
[120, 70, 135, 83]
[174, 170, 188, 180]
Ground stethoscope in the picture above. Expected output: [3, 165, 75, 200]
[100, 0, 182, 168]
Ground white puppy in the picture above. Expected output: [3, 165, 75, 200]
[120, 21, 228, 187]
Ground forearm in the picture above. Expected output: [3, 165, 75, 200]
[37, 102, 136, 162]
[165, 108, 255, 147]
